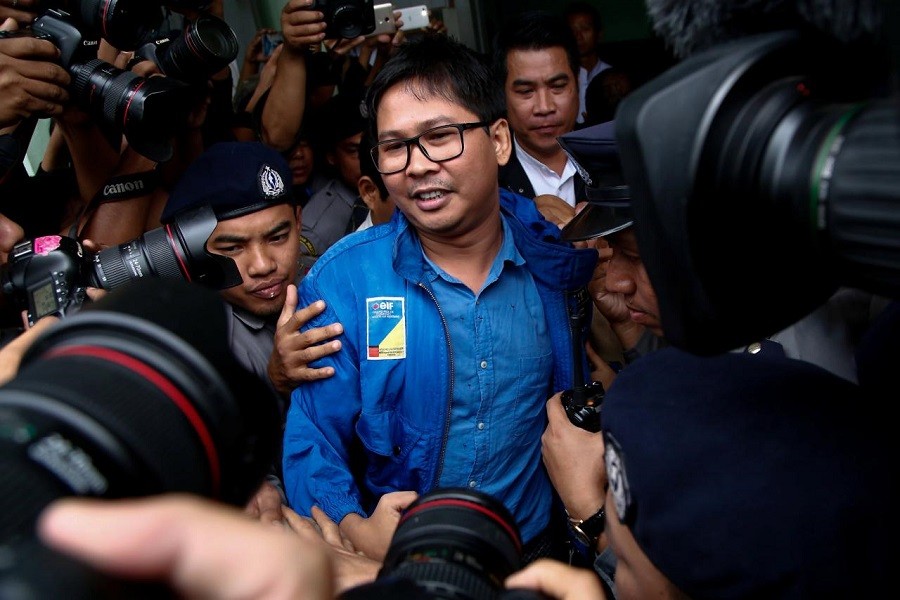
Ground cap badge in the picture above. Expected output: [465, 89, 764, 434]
[259, 164, 285, 198]
[604, 431, 633, 524]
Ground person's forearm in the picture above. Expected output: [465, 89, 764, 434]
[259, 46, 307, 151]
[78, 148, 157, 245]
[40, 124, 69, 172]
[57, 119, 120, 206]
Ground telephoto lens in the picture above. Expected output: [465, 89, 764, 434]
[90, 204, 243, 292]
[341, 488, 547, 600]
[68, 59, 195, 162]
[0, 279, 282, 597]
[149, 13, 239, 83]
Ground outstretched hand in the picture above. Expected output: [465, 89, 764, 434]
[38, 495, 335, 600]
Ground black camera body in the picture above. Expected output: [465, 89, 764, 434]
[561, 381, 604, 433]
[0, 205, 242, 326]
[50, 0, 165, 51]
[13, 7, 195, 162]
[2, 235, 93, 325]
[30, 8, 93, 67]
[313, 0, 376, 39]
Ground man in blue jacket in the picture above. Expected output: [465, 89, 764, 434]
[282, 34, 599, 563]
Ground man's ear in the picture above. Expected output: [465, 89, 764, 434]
[357, 176, 382, 211]
[491, 118, 512, 166]
[294, 204, 303, 228]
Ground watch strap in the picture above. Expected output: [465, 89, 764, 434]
[566, 505, 606, 548]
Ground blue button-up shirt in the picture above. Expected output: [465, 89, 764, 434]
[422, 218, 554, 542]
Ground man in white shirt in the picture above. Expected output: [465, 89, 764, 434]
[494, 10, 585, 208]
[564, 1, 613, 124]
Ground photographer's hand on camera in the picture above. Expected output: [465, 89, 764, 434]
[542, 391, 607, 554]
[0, 0, 37, 27]
[339, 490, 418, 561]
[255, 0, 325, 150]
[0, 33, 69, 129]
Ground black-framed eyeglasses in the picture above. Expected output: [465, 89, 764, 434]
[370, 121, 490, 175]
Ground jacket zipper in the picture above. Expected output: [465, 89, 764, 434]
[418, 281, 454, 486]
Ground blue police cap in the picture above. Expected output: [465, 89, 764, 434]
[160, 142, 293, 224]
[558, 121, 633, 242]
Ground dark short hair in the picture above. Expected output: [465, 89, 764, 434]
[563, 1, 604, 32]
[357, 130, 389, 199]
[364, 35, 505, 141]
[492, 10, 581, 86]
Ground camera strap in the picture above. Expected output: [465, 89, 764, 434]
[70, 169, 161, 239]
[97, 170, 161, 204]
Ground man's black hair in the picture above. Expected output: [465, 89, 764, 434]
[358, 130, 389, 199]
[492, 10, 581, 87]
[364, 35, 505, 141]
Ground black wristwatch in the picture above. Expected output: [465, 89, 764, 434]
[566, 505, 606, 549]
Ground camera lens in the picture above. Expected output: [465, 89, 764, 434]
[153, 14, 239, 83]
[68, 59, 194, 162]
[328, 2, 375, 39]
[90, 205, 242, 292]
[0, 279, 281, 596]
[92, 227, 186, 288]
[346, 488, 524, 600]
[67, 0, 164, 50]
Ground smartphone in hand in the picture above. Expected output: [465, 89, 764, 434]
[398, 5, 430, 31]
[368, 3, 397, 38]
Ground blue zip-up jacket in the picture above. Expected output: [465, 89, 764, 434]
[283, 189, 598, 527]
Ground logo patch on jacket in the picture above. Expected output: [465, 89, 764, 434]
[366, 297, 406, 359]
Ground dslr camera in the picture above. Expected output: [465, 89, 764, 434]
[341, 488, 546, 600]
[2, 1, 239, 161]
[134, 12, 239, 85]
[21, 7, 194, 162]
[312, 0, 376, 39]
[0, 279, 281, 597]
[0, 205, 241, 326]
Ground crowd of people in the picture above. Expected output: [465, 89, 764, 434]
[0, 0, 896, 598]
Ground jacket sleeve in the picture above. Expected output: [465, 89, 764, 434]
[282, 268, 366, 523]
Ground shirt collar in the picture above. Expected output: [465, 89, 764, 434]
[513, 136, 578, 181]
